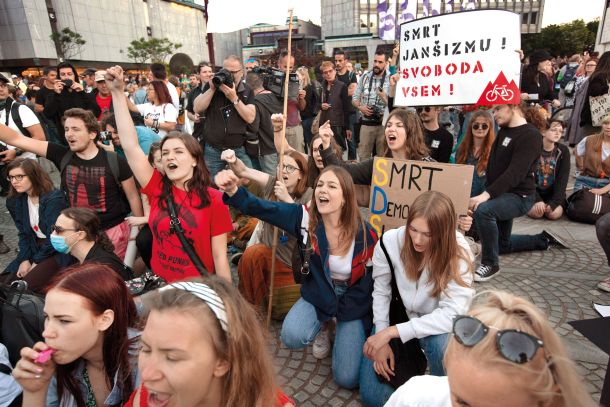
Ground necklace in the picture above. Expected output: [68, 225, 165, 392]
[82, 366, 98, 407]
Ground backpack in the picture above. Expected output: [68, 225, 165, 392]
[559, 64, 578, 89]
[3, 99, 32, 138]
[566, 188, 610, 224]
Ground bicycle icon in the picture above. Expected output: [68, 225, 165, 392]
[485, 84, 515, 102]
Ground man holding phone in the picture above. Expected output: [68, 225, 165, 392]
[42, 62, 100, 144]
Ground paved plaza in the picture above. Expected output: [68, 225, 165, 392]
[0, 168, 607, 406]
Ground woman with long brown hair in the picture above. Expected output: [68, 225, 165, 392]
[360, 191, 474, 407]
[455, 110, 496, 197]
[216, 165, 378, 391]
[12, 263, 139, 406]
[106, 65, 233, 283]
[127, 79, 178, 137]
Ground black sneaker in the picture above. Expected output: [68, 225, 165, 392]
[474, 264, 500, 282]
[541, 230, 570, 249]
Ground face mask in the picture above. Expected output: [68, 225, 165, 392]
[50, 232, 79, 254]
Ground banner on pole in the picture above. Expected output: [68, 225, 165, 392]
[368, 158, 473, 235]
[395, 9, 521, 107]
[378, 0, 398, 40]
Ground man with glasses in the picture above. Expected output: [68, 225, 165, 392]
[194, 55, 257, 177]
[335, 49, 358, 160]
[319, 61, 352, 156]
[418, 106, 453, 163]
[352, 51, 389, 160]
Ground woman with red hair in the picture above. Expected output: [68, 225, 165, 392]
[12, 263, 139, 406]
[127, 80, 178, 137]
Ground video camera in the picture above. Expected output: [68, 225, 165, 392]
[251, 66, 299, 101]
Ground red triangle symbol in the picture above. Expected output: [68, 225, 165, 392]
[476, 72, 521, 106]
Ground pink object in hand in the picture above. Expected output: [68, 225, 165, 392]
[34, 348, 55, 364]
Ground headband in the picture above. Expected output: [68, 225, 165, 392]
[160, 281, 228, 332]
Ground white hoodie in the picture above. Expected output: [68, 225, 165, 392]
[372, 226, 475, 343]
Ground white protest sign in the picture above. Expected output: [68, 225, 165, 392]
[395, 9, 521, 107]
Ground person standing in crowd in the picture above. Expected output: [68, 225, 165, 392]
[0, 108, 144, 260]
[100, 113, 161, 158]
[352, 51, 390, 160]
[359, 191, 474, 407]
[148, 63, 179, 110]
[34, 66, 56, 114]
[418, 106, 454, 163]
[580, 51, 610, 136]
[12, 264, 139, 406]
[11, 75, 27, 94]
[218, 163, 377, 388]
[279, 52, 307, 153]
[125, 277, 295, 407]
[126, 81, 178, 137]
[132, 77, 149, 105]
[455, 110, 496, 197]
[520, 49, 560, 107]
[43, 62, 100, 144]
[194, 55, 257, 177]
[188, 73, 199, 91]
[245, 70, 283, 175]
[106, 65, 233, 283]
[186, 62, 213, 144]
[80, 68, 97, 93]
[297, 66, 318, 151]
[245, 58, 261, 72]
[1, 158, 70, 290]
[92, 70, 112, 121]
[384, 291, 596, 407]
[319, 61, 352, 155]
[530, 119, 570, 220]
[335, 49, 358, 160]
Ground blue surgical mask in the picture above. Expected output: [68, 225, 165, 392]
[50, 232, 78, 254]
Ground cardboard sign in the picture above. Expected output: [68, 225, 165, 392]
[395, 9, 521, 107]
[369, 158, 473, 235]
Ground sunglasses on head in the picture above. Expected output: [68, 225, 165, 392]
[416, 107, 432, 113]
[472, 123, 489, 131]
[452, 315, 544, 364]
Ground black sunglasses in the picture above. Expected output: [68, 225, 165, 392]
[50, 225, 78, 234]
[452, 315, 544, 364]
[472, 123, 489, 131]
[416, 107, 432, 113]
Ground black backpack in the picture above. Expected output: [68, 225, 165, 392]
[3, 99, 33, 138]
[559, 65, 578, 89]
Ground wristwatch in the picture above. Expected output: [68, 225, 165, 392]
[232, 99, 239, 105]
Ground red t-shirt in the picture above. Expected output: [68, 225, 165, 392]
[96, 94, 112, 121]
[142, 170, 233, 283]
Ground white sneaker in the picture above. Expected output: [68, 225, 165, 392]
[312, 324, 331, 359]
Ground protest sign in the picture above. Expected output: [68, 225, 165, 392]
[369, 158, 473, 235]
[395, 9, 521, 107]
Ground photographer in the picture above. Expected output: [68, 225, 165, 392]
[352, 51, 390, 159]
[186, 62, 213, 144]
[194, 55, 257, 177]
[42, 62, 100, 144]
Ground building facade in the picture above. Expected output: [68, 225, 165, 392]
[596, 0, 610, 54]
[321, 0, 545, 69]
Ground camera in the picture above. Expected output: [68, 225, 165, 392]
[62, 79, 73, 88]
[212, 69, 234, 88]
[251, 66, 299, 101]
[99, 131, 112, 144]
[365, 105, 383, 124]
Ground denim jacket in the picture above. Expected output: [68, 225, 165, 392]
[224, 187, 378, 330]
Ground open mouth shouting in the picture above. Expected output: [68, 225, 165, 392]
[147, 388, 171, 407]
[166, 162, 178, 171]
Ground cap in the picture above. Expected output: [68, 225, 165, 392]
[11, 74, 18, 79]
[95, 70, 107, 83]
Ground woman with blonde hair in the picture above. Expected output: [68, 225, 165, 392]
[296, 66, 318, 149]
[125, 276, 294, 407]
[384, 290, 596, 407]
[359, 190, 474, 407]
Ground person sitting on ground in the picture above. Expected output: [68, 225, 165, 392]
[125, 276, 295, 407]
[530, 119, 570, 220]
[1, 158, 71, 291]
[574, 114, 610, 193]
[221, 148, 312, 306]
[384, 290, 596, 407]
[359, 191, 474, 407]
[126, 80, 178, 137]
[12, 263, 139, 406]
[106, 65, 233, 283]
[216, 165, 378, 390]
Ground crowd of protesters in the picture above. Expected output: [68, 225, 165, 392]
[0, 43, 607, 406]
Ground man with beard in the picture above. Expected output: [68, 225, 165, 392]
[352, 51, 389, 159]
[418, 106, 453, 163]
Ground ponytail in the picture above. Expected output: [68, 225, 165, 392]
[97, 231, 115, 253]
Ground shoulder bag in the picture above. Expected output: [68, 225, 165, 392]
[566, 187, 610, 224]
[590, 83, 610, 127]
[376, 234, 428, 389]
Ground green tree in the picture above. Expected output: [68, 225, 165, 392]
[50, 27, 86, 60]
[521, 18, 599, 57]
[127, 38, 182, 66]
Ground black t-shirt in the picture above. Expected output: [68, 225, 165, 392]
[35, 86, 52, 107]
[424, 127, 453, 163]
[337, 71, 357, 114]
[84, 244, 131, 280]
[46, 143, 133, 229]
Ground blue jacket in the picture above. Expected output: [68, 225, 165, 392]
[224, 187, 378, 329]
[5, 189, 70, 273]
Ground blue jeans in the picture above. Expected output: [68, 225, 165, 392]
[280, 284, 366, 389]
[359, 330, 449, 407]
[574, 175, 610, 192]
[204, 145, 252, 178]
[474, 193, 535, 267]
[250, 153, 277, 177]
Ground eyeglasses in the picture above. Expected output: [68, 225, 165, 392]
[452, 315, 544, 364]
[277, 164, 300, 174]
[416, 107, 432, 113]
[50, 225, 78, 234]
[472, 123, 489, 131]
[226, 69, 242, 75]
[7, 174, 27, 182]
[585, 64, 597, 68]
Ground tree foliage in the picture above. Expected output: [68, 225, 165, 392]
[522, 19, 598, 57]
[50, 27, 86, 60]
[127, 38, 182, 65]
